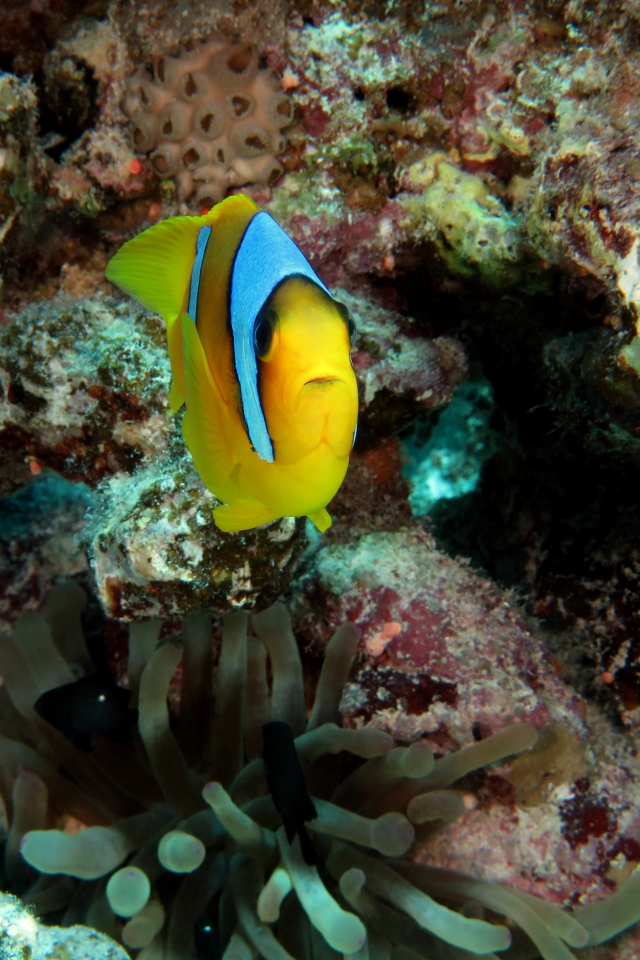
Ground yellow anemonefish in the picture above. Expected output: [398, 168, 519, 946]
[105, 194, 358, 533]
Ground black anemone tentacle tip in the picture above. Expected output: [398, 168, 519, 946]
[262, 720, 318, 866]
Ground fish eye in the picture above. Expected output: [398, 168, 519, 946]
[254, 307, 278, 359]
[335, 300, 357, 346]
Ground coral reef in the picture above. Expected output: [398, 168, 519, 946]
[1, 890, 129, 960]
[398, 157, 523, 286]
[88, 449, 307, 620]
[0, 72, 38, 297]
[401, 375, 495, 517]
[0, 473, 95, 627]
[341, 289, 467, 447]
[123, 39, 293, 205]
[2, 587, 640, 960]
[0, 295, 172, 496]
[0, 287, 465, 616]
[290, 528, 640, 930]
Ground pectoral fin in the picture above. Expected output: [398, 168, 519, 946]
[180, 313, 235, 497]
[168, 381, 185, 413]
[308, 508, 332, 532]
[213, 500, 278, 532]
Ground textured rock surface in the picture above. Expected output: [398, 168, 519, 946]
[0, 891, 129, 960]
[342, 288, 467, 445]
[0, 73, 39, 295]
[0, 473, 94, 628]
[0, 286, 463, 617]
[0, 294, 172, 496]
[124, 38, 293, 204]
[0, 0, 639, 311]
[291, 529, 640, 957]
[89, 449, 307, 619]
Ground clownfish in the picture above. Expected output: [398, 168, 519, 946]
[105, 194, 358, 533]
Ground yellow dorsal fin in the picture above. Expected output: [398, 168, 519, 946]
[104, 195, 261, 330]
[105, 214, 208, 326]
[105, 194, 262, 417]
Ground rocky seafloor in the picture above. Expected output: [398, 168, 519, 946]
[3, 0, 640, 958]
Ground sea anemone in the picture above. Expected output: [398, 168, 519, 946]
[1, 583, 640, 960]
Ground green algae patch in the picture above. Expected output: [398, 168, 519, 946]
[399, 156, 524, 286]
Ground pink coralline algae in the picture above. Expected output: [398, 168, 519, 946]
[292, 529, 640, 955]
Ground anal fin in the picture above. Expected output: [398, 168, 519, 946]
[214, 500, 278, 532]
[308, 508, 332, 533]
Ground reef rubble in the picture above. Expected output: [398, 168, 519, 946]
[0, 890, 129, 960]
[0, 287, 465, 619]
[291, 528, 640, 934]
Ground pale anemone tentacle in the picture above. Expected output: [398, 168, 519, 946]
[210, 612, 249, 786]
[332, 742, 435, 811]
[276, 827, 366, 955]
[307, 622, 361, 731]
[122, 898, 166, 950]
[252, 603, 306, 737]
[328, 845, 510, 955]
[245, 637, 271, 760]
[4, 589, 640, 959]
[257, 864, 293, 923]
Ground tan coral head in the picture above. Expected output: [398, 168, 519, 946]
[123, 38, 294, 206]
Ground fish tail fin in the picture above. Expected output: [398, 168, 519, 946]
[105, 213, 212, 401]
[180, 313, 236, 497]
[308, 508, 332, 533]
[105, 214, 209, 326]
[213, 500, 277, 533]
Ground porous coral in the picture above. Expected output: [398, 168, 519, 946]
[2, 586, 640, 960]
[123, 38, 293, 206]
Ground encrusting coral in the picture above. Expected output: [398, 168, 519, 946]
[1, 584, 640, 960]
[123, 38, 293, 206]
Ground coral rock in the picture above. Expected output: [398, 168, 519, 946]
[0, 72, 39, 293]
[292, 528, 640, 945]
[88, 450, 307, 620]
[0, 294, 173, 497]
[339, 288, 468, 446]
[124, 38, 292, 204]
[0, 891, 128, 960]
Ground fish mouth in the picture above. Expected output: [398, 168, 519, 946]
[304, 375, 343, 386]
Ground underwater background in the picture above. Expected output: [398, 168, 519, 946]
[3, 0, 640, 957]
